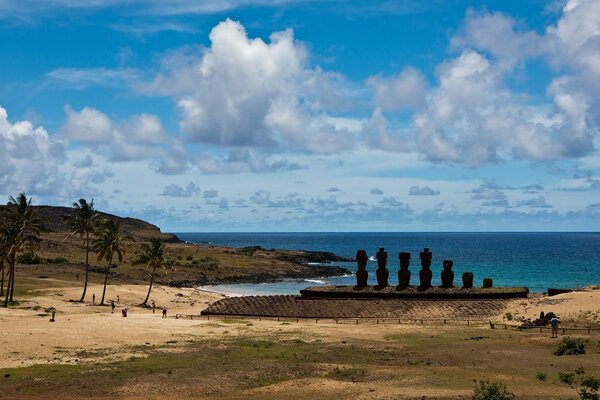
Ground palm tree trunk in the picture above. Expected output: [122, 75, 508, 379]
[3, 256, 14, 307]
[0, 258, 5, 297]
[142, 266, 157, 306]
[100, 254, 112, 306]
[79, 231, 90, 302]
[8, 253, 15, 302]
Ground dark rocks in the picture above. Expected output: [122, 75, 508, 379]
[397, 252, 411, 289]
[462, 272, 474, 288]
[375, 247, 389, 288]
[418, 248, 433, 290]
[355, 250, 368, 287]
[441, 260, 454, 288]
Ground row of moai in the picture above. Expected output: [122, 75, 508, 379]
[355, 247, 493, 289]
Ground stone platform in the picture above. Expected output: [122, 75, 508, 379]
[300, 285, 529, 299]
[201, 295, 512, 319]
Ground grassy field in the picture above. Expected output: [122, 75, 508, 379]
[1, 319, 598, 399]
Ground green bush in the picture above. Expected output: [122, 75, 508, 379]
[472, 380, 516, 400]
[16, 252, 42, 264]
[536, 371, 548, 381]
[559, 368, 599, 400]
[555, 337, 586, 356]
[48, 257, 68, 264]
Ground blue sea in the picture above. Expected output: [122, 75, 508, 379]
[174, 232, 600, 294]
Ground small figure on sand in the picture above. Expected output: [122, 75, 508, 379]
[550, 315, 559, 338]
[162, 307, 167, 319]
[92, 293, 95, 304]
[151, 300, 156, 314]
[117, 295, 120, 304]
[49, 309, 56, 322]
[122, 307, 129, 317]
[76, 273, 79, 281]
[111, 301, 115, 314]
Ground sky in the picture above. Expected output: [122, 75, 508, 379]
[0, 0, 599, 232]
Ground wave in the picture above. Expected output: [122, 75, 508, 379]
[368, 256, 376, 262]
[305, 279, 327, 284]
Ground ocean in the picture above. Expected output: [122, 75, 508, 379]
[174, 232, 600, 294]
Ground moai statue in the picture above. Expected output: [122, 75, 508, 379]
[355, 250, 368, 287]
[397, 252, 411, 289]
[483, 278, 493, 288]
[418, 247, 433, 290]
[462, 272, 474, 288]
[375, 247, 389, 287]
[441, 259, 454, 288]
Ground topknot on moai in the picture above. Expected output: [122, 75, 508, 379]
[418, 247, 433, 290]
[355, 250, 368, 288]
[397, 252, 411, 289]
[375, 247, 389, 287]
[441, 259, 454, 288]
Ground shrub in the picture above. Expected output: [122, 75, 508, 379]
[472, 380, 516, 400]
[49, 257, 68, 264]
[536, 371, 548, 381]
[555, 337, 586, 356]
[16, 252, 42, 264]
[559, 368, 600, 400]
[505, 312, 513, 321]
[186, 255, 193, 261]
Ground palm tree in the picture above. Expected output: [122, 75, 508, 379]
[133, 238, 174, 306]
[1, 193, 42, 307]
[92, 219, 132, 305]
[64, 198, 99, 302]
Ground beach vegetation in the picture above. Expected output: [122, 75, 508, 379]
[132, 238, 174, 306]
[16, 251, 42, 264]
[536, 371, 548, 381]
[64, 198, 99, 302]
[555, 337, 587, 356]
[471, 379, 516, 400]
[1, 193, 42, 307]
[559, 367, 600, 400]
[92, 219, 133, 305]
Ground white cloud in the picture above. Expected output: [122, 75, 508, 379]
[61, 106, 188, 174]
[370, 187, 384, 195]
[366, 67, 428, 111]
[46, 68, 139, 90]
[0, 105, 66, 196]
[161, 182, 200, 197]
[409, 185, 440, 196]
[144, 19, 355, 154]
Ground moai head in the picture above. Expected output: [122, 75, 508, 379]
[376, 247, 388, 268]
[399, 252, 411, 271]
[443, 259, 453, 271]
[419, 247, 432, 270]
[356, 250, 368, 270]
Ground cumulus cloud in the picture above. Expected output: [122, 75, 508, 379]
[61, 105, 188, 174]
[161, 182, 200, 197]
[370, 187, 384, 195]
[0, 105, 66, 195]
[366, 67, 428, 111]
[516, 196, 553, 208]
[203, 189, 219, 198]
[251, 190, 271, 204]
[409, 185, 440, 196]
[144, 19, 355, 154]
[196, 149, 304, 174]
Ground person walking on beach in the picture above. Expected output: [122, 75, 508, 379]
[122, 307, 128, 317]
[117, 295, 120, 304]
[551, 315, 559, 338]
[151, 300, 156, 314]
[162, 307, 167, 319]
[111, 301, 115, 313]
[49, 309, 56, 322]
[92, 293, 95, 304]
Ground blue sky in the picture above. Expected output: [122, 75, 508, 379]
[0, 0, 599, 231]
